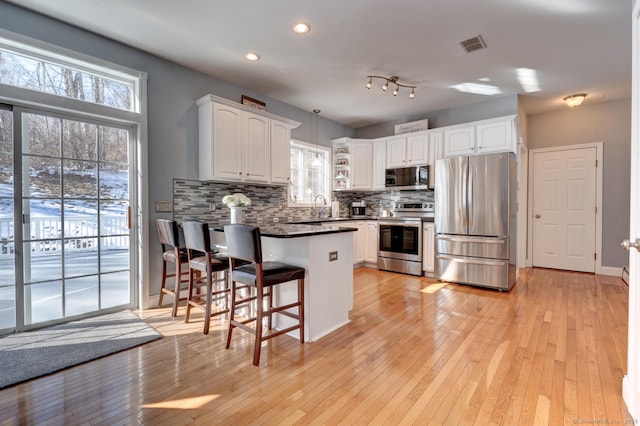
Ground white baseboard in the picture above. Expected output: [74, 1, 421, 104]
[624, 375, 640, 421]
[600, 266, 624, 277]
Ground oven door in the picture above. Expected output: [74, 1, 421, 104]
[378, 221, 422, 261]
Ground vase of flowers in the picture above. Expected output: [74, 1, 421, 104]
[222, 193, 251, 224]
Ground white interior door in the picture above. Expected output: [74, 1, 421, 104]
[532, 147, 596, 272]
[623, 0, 640, 417]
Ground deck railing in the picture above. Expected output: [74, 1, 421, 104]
[0, 215, 128, 258]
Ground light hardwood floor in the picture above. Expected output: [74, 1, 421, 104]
[0, 268, 632, 425]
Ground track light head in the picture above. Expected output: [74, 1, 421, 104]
[365, 75, 416, 99]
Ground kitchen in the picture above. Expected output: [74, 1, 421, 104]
[0, 0, 635, 424]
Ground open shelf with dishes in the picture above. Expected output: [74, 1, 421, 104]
[333, 139, 351, 190]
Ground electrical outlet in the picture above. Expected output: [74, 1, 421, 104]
[155, 200, 171, 213]
[209, 202, 216, 212]
[329, 251, 338, 261]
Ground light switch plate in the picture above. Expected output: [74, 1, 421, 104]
[329, 251, 338, 261]
[155, 200, 172, 213]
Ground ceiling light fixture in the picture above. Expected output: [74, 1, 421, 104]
[563, 93, 587, 107]
[366, 75, 416, 99]
[244, 52, 260, 61]
[293, 23, 310, 34]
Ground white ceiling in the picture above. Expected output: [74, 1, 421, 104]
[6, 0, 632, 128]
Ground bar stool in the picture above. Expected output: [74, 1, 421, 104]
[156, 219, 190, 317]
[182, 220, 230, 335]
[223, 224, 305, 366]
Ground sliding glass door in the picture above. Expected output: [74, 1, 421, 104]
[0, 106, 134, 333]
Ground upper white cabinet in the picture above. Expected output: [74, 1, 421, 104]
[372, 139, 387, 190]
[351, 141, 373, 190]
[427, 130, 443, 188]
[196, 95, 300, 183]
[443, 126, 475, 157]
[332, 138, 374, 191]
[443, 115, 517, 157]
[386, 131, 429, 168]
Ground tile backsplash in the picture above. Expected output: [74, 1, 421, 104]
[173, 179, 434, 224]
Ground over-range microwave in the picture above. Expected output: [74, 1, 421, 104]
[385, 165, 431, 190]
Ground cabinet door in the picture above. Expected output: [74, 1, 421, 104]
[364, 221, 379, 263]
[244, 112, 270, 182]
[270, 121, 291, 184]
[407, 133, 429, 165]
[386, 136, 407, 167]
[351, 142, 373, 190]
[422, 223, 435, 273]
[213, 103, 243, 180]
[444, 126, 475, 157]
[353, 222, 365, 264]
[372, 139, 387, 190]
[476, 119, 514, 154]
[428, 131, 443, 188]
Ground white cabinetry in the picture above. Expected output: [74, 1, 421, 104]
[196, 95, 300, 183]
[341, 221, 365, 265]
[372, 139, 387, 190]
[422, 222, 435, 275]
[386, 132, 429, 167]
[270, 121, 293, 184]
[443, 115, 517, 157]
[427, 131, 443, 188]
[364, 221, 379, 264]
[443, 125, 475, 157]
[351, 141, 373, 190]
[332, 138, 373, 191]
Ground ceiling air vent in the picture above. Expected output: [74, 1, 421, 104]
[459, 35, 487, 53]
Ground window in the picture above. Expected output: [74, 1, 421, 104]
[0, 33, 141, 113]
[290, 140, 331, 206]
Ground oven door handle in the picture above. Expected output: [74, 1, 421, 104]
[378, 221, 421, 228]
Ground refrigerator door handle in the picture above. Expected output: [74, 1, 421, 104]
[467, 160, 473, 227]
[437, 254, 507, 267]
[437, 235, 508, 244]
[461, 158, 468, 227]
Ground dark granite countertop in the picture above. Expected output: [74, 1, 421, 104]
[291, 216, 435, 224]
[210, 222, 357, 238]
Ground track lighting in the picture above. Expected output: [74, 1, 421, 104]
[365, 75, 416, 99]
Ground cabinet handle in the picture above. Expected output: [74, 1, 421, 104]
[239, 172, 243, 175]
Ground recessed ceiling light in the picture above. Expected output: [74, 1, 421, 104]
[293, 22, 310, 34]
[244, 52, 260, 61]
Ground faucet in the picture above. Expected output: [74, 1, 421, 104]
[313, 194, 327, 217]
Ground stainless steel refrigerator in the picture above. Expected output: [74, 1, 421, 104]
[434, 152, 517, 290]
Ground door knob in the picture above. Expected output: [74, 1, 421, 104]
[622, 239, 640, 251]
[535, 214, 541, 219]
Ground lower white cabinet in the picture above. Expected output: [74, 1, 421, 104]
[340, 221, 365, 265]
[364, 221, 379, 264]
[423, 223, 435, 275]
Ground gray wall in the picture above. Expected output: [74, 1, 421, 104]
[527, 98, 631, 268]
[354, 95, 518, 138]
[0, 2, 353, 301]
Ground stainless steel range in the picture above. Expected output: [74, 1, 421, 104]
[377, 202, 434, 276]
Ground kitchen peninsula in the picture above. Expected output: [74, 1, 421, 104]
[211, 223, 356, 342]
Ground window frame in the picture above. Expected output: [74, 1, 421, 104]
[288, 139, 331, 208]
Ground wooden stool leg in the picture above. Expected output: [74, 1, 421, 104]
[158, 259, 168, 308]
[253, 286, 264, 366]
[171, 260, 181, 317]
[299, 277, 305, 344]
[267, 289, 273, 330]
[185, 268, 194, 324]
[203, 266, 212, 335]
[225, 281, 237, 349]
